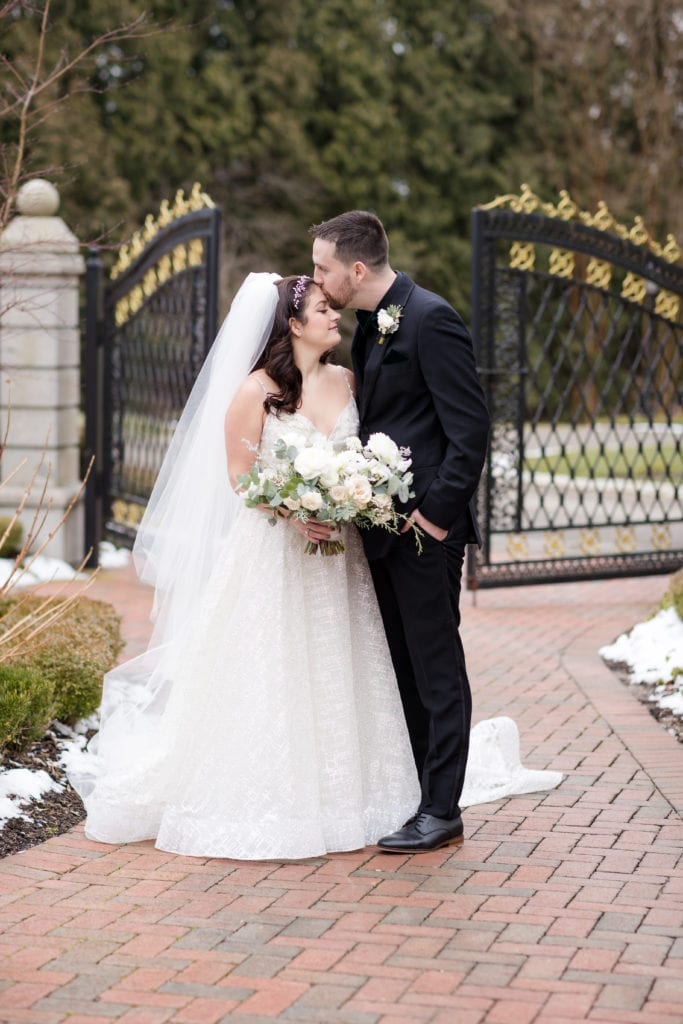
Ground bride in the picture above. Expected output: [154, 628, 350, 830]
[69, 272, 561, 860]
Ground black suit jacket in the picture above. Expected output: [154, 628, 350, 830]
[352, 272, 490, 560]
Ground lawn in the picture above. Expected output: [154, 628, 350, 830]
[526, 440, 682, 481]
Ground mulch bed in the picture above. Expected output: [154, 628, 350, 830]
[625, 678, 683, 744]
[0, 733, 86, 858]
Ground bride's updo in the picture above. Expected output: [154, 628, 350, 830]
[254, 275, 332, 416]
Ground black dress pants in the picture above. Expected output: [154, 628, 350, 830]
[369, 515, 472, 820]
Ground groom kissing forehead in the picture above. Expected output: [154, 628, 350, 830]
[310, 210, 491, 854]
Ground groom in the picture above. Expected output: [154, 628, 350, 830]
[310, 211, 490, 853]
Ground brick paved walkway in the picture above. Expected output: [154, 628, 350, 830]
[1, 566, 682, 1024]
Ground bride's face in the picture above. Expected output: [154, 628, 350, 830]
[293, 284, 341, 351]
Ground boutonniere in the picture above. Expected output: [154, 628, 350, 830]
[376, 304, 403, 345]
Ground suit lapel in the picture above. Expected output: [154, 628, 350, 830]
[358, 273, 416, 420]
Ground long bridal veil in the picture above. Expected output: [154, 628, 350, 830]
[68, 272, 282, 801]
[134, 271, 282, 641]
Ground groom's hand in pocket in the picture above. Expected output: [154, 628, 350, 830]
[402, 508, 448, 542]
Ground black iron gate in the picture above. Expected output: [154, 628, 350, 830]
[468, 185, 683, 589]
[84, 184, 220, 563]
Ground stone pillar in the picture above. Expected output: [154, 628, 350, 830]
[0, 179, 85, 562]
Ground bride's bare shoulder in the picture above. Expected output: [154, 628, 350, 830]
[226, 372, 272, 423]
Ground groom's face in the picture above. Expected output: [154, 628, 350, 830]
[312, 238, 358, 310]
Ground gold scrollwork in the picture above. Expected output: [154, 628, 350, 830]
[651, 524, 672, 551]
[187, 239, 204, 267]
[112, 499, 144, 528]
[621, 272, 647, 305]
[128, 284, 144, 317]
[113, 239, 207, 326]
[111, 499, 127, 525]
[615, 526, 637, 553]
[156, 253, 173, 285]
[142, 267, 157, 298]
[544, 531, 566, 558]
[172, 244, 188, 273]
[114, 297, 130, 327]
[579, 529, 601, 555]
[506, 533, 530, 561]
[509, 241, 535, 271]
[111, 182, 215, 280]
[654, 289, 681, 322]
[656, 235, 682, 264]
[481, 186, 681, 272]
[548, 248, 575, 279]
[586, 258, 612, 290]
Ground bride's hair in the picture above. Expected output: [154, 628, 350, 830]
[254, 275, 332, 416]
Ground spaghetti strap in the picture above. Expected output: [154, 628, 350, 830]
[253, 373, 269, 395]
[338, 365, 354, 397]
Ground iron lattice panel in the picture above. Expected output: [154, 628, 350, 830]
[101, 207, 220, 545]
[108, 270, 205, 511]
[469, 207, 683, 588]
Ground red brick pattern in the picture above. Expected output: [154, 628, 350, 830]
[0, 568, 681, 1023]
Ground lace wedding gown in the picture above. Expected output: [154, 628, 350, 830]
[73, 397, 561, 860]
[76, 398, 421, 859]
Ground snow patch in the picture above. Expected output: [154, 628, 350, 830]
[600, 605, 683, 719]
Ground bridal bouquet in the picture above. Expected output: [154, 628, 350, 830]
[238, 432, 422, 554]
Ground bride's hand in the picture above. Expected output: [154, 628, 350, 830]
[291, 516, 336, 544]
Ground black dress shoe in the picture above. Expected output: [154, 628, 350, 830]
[377, 812, 464, 853]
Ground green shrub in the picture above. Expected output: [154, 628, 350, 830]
[1, 596, 123, 727]
[0, 516, 23, 558]
[0, 664, 54, 752]
[661, 568, 683, 621]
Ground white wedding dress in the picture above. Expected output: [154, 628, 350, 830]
[72, 395, 562, 860]
[76, 399, 421, 859]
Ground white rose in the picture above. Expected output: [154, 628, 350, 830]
[329, 483, 349, 503]
[283, 497, 301, 511]
[347, 475, 373, 509]
[365, 432, 400, 463]
[294, 446, 334, 480]
[300, 490, 324, 512]
[377, 309, 395, 332]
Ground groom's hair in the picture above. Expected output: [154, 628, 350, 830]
[309, 211, 388, 270]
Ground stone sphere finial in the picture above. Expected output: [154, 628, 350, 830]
[16, 179, 60, 217]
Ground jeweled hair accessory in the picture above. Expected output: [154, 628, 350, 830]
[292, 274, 310, 312]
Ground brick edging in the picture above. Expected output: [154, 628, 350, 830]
[563, 627, 683, 817]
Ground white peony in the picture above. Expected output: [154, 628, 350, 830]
[294, 446, 334, 480]
[365, 432, 400, 463]
[300, 490, 324, 512]
[335, 450, 366, 474]
[367, 458, 391, 484]
[347, 475, 373, 509]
